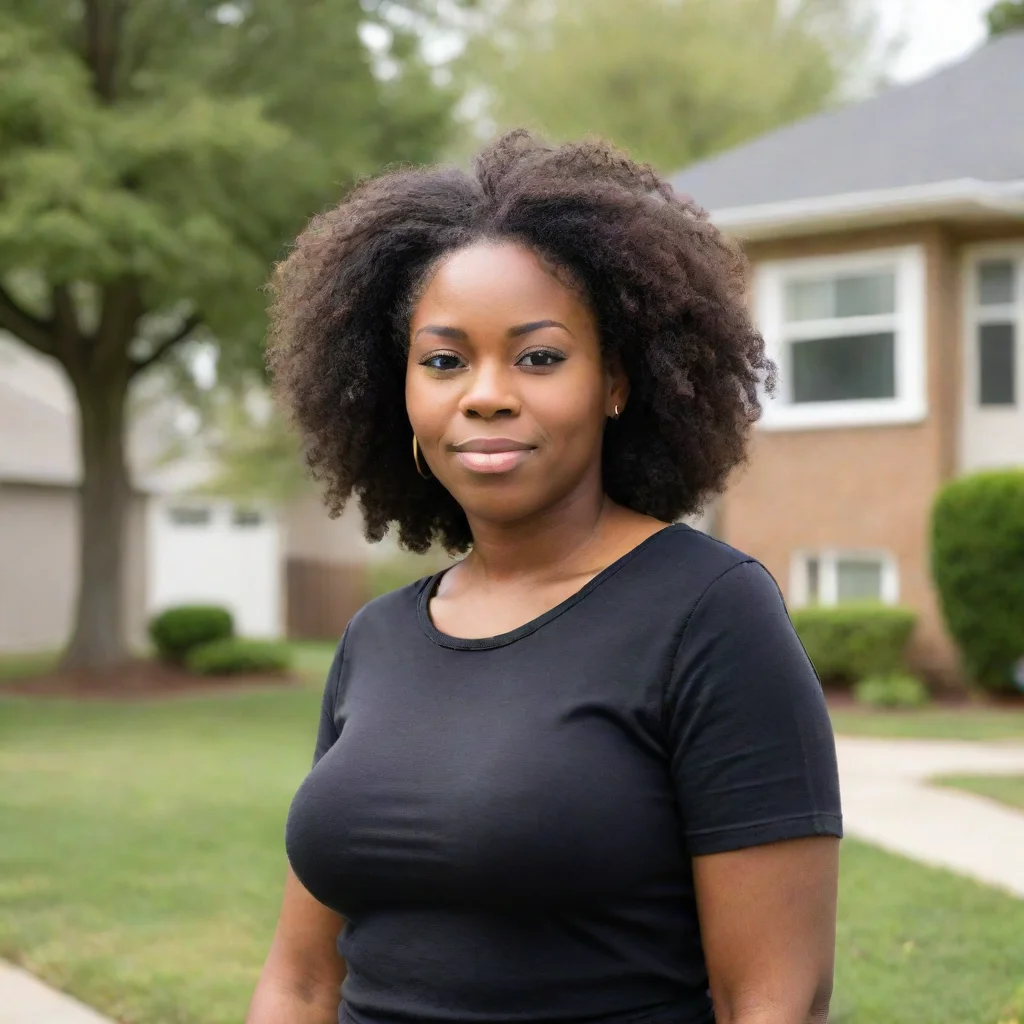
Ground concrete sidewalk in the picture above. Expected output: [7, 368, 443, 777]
[3, 735, 1023, 1022]
[836, 735, 1024, 898]
[0, 962, 115, 1024]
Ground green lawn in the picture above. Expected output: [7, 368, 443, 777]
[2, 668, 1024, 1024]
[829, 706, 1024, 742]
[933, 774, 1024, 813]
[0, 650, 59, 682]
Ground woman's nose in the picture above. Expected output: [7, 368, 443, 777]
[458, 363, 521, 420]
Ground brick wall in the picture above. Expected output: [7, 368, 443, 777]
[721, 224, 962, 684]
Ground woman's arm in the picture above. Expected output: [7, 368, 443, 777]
[693, 836, 840, 1024]
[246, 866, 347, 1024]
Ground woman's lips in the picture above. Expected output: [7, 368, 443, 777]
[454, 449, 533, 474]
[449, 437, 537, 475]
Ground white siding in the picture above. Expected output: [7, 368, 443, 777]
[147, 499, 283, 638]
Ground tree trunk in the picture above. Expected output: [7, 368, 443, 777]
[60, 366, 133, 671]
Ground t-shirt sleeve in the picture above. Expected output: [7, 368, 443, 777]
[665, 559, 843, 856]
[311, 630, 349, 767]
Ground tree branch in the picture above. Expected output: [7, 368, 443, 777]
[0, 282, 56, 355]
[51, 284, 81, 349]
[83, 0, 128, 101]
[95, 277, 144, 371]
[130, 313, 203, 377]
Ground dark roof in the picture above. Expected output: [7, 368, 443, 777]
[671, 32, 1024, 212]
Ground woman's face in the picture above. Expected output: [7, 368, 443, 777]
[406, 242, 627, 527]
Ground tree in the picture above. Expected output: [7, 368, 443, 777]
[157, 384, 314, 506]
[455, 0, 880, 172]
[987, 0, 1024, 36]
[0, 0, 458, 670]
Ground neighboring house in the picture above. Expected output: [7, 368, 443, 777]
[0, 338, 384, 653]
[0, 341, 149, 653]
[671, 32, 1024, 683]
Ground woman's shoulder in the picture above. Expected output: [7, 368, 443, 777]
[640, 524, 778, 600]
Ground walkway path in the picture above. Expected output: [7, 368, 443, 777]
[0, 962, 115, 1024]
[3, 735, 1024, 1022]
[836, 735, 1024, 898]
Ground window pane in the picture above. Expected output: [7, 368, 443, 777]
[785, 271, 895, 322]
[978, 260, 1015, 306]
[979, 323, 1016, 406]
[791, 332, 896, 403]
[786, 279, 834, 322]
[168, 506, 211, 526]
[835, 272, 895, 317]
[806, 557, 820, 604]
[232, 508, 264, 527]
[836, 559, 884, 602]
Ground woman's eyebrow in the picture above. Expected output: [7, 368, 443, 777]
[413, 325, 467, 341]
[412, 319, 573, 341]
[508, 319, 573, 338]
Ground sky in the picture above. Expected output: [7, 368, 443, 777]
[878, 0, 992, 83]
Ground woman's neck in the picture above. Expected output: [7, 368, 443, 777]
[461, 490, 624, 587]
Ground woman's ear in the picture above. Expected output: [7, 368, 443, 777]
[606, 357, 630, 418]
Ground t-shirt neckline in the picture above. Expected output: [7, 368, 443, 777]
[416, 524, 684, 651]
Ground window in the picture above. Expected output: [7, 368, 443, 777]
[972, 258, 1018, 408]
[755, 247, 927, 429]
[232, 507, 264, 528]
[791, 550, 898, 608]
[167, 505, 211, 527]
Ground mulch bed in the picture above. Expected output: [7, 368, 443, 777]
[1, 658, 299, 700]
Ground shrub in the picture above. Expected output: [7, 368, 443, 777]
[854, 674, 930, 710]
[149, 605, 234, 663]
[185, 637, 292, 676]
[932, 471, 1024, 693]
[790, 604, 917, 687]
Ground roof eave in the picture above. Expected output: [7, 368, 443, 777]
[707, 178, 1024, 242]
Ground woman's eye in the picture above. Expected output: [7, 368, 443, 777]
[422, 352, 463, 371]
[517, 350, 565, 368]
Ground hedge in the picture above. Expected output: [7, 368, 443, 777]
[932, 470, 1024, 693]
[149, 605, 234, 664]
[854, 674, 930, 710]
[185, 637, 292, 676]
[790, 604, 917, 687]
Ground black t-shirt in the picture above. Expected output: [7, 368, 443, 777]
[285, 525, 842, 1024]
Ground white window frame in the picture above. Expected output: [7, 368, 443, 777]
[963, 242, 1023, 410]
[789, 549, 899, 609]
[754, 246, 928, 430]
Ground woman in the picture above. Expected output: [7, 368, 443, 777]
[247, 131, 842, 1024]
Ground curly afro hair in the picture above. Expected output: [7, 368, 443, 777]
[267, 130, 775, 554]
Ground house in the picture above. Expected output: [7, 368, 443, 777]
[0, 344, 149, 653]
[0, 337, 384, 654]
[671, 31, 1024, 684]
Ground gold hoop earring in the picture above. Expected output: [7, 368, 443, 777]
[613, 404, 621, 419]
[412, 436, 431, 479]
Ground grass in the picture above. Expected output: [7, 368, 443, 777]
[829, 705, 1024, 741]
[933, 774, 1024, 813]
[829, 842, 1024, 1024]
[0, 649, 59, 682]
[2, 649, 1024, 1023]
[0, 683, 326, 1024]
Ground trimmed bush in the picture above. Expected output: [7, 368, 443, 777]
[932, 470, 1024, 693]
[149, 605, 234, 663]
[790, 604, 917, 687]
[854, 674, 930, 710]
[185, 637, 292, 676]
